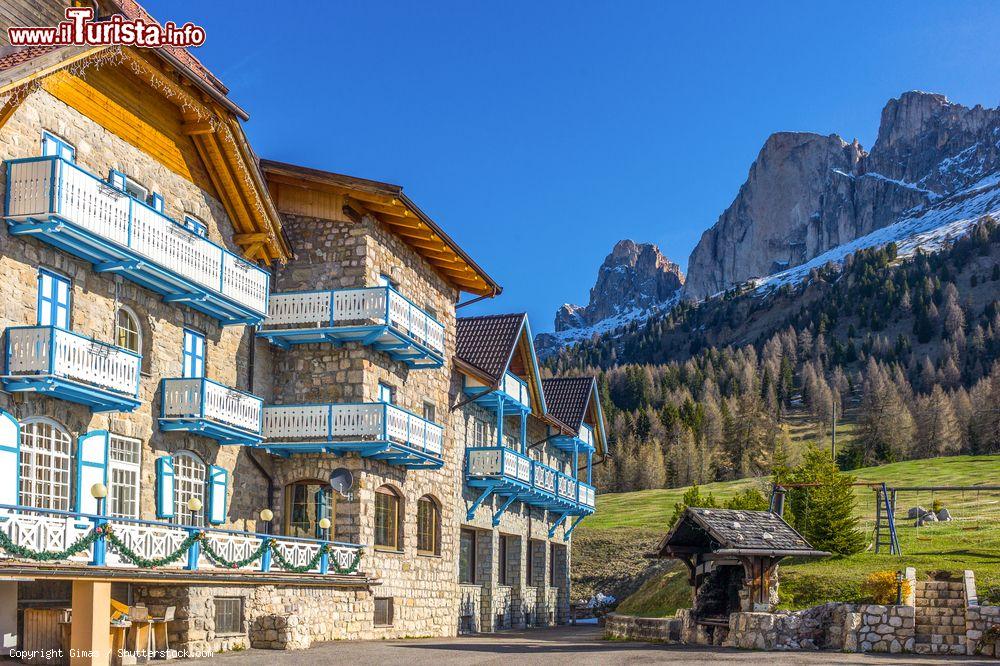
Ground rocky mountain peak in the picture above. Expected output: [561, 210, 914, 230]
[554, 240, 684, 332]
[683, 91, 1000, 300]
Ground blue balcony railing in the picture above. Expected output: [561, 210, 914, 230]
[551, 423, 596, 454]
[260, 402, 443, 469]
[464, 447, 595, 523]
[0, 504, 364, 577]
[258, 286, 444, 368]
[159, 377, 263, 446]
[2, 325, 141, 412]
[4, 156, 270, 326]
[462, 371, 531, 414]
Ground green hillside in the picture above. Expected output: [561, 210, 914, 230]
[575, 455, 1000, 615]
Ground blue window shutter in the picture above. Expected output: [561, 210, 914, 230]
[151, 193, 164, 212]
[109, 169, 127, 191]
[0, 410, 20, 507]
[75, 431, 109, 515]
[156, 456, 175, 518]
[315, 488, 328, 538]
[207, 465, 227, 525]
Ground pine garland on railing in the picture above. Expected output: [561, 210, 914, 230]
[328, 547, 364, 575]
[0, 526, 101, 561]
[0, 523, 362, 575]
[200, 536, 269, 569]
[104, 525, 199, 569]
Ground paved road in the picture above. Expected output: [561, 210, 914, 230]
[204, 625, 995, 665]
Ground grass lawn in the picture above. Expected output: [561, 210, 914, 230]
[576, 455, 1000, 616]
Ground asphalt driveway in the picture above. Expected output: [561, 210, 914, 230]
[203, 625, 995, 665]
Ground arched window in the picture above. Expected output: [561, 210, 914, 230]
[374, 485, 402, 550]
[283, 480, 332, 539]
[416, 495, 441, 556]
[19, 418, 72, 510]
[115, 307, 141, 355]
[173, 451, 206, 526]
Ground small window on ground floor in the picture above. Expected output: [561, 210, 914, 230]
[459, 528, 476, 584]
[214, 597, 243, 635]
[374, 597, 394, 627]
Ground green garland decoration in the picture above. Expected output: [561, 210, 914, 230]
[268, 541, 327, 573]
[200, 536, 269, 569]
[327, 547, 363, 575]
[0, 527, 100, 561]
[104, 526, 200, 568]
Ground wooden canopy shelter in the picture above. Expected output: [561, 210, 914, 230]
[651, 508, 829, 618]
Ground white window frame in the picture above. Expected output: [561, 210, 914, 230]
[108, 435, 141, 519]
[19, 418, 73, 511]
[115, 306, 142, 355]
[172, 451, 206, 526]
[474, 419, 488, 447]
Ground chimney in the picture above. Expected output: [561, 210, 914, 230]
[770, 485, 786, 517]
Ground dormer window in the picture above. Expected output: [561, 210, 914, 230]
[41, 131, 75, 162]
[183, 215, 207, 237]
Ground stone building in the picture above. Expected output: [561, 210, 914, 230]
[0, 2, 606, 662]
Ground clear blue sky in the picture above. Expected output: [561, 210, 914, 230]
[148, 0, 1000, 332]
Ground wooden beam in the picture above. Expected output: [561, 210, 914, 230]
[0, 95, 20, 131]
[362, 201, 415, 218]
[233, 232, 271, 245]
[182, 120, 215, 136]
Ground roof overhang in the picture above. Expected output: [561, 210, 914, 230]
[260, 159, 501, 297]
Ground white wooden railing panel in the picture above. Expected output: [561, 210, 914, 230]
[5, 159, 268, 316]
[467, 449, 502, 476]
[273, 541, 322, 573]
[534, 463, 556, 493]
[0, 513, 93, 563]
[6, 327, 139, 396]
[104, 521, 189, 569]
[162, 379, 261, 433]
[265, 287, 445, 355]
[263, 404, 330, 438]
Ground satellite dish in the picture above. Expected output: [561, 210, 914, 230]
[330, 468, 354, 497]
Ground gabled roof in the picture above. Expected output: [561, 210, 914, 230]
[653, 508, 829, 558]
[260, 159, 501, 297]
[542, 377, 595, 431]
[456, 313, 547, 415]
[542, 376, 608, 455]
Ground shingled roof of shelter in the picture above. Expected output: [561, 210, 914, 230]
[455, 313, 527, 382]
[541, 377, 595, 431]
[654, 508, 829, 558]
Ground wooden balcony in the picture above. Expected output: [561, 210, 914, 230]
[159, 378, 263, 446]
[260, 402, 444, 469]
[258, 287, 445, 368]
[1, 325, 141, 412]
[462, 371, 531, 414]
[4, 156, 269, 326]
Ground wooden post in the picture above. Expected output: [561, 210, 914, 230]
[70, 580, 112, 666]
[0, 580, 16, 657]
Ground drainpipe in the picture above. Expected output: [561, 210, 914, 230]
[246, 326, 276, 533]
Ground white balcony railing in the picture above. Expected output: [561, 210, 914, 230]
[465, 447, 594, 511]
[579, 424, 595, 449]
[262, 403, 443, 456]
[501, 371, 531, 407]
[0, 506, 364, 575]
[161, 378, 263, 436]
[578, 484, 596, 508]
[5, 326, 140, 398]
[264, 287, 445, 356]
[4, 156, 269, 318]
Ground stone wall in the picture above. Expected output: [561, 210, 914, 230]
[133, 583, 372, 655]
[966, 605, 1000, 658]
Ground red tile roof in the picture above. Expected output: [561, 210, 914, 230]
[0, 45, 62, 72]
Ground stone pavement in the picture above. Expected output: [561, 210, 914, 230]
[201, 625, 997, 665]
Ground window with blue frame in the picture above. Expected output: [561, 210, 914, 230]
[182, 329, 206, 379]
[41, 131, 75, 162]
[37, 270, 71, 329]
[183, 215, 208, 237]
[108, 169, 148, 202]
[378, 382, 395, 404]
[377, 273, 397, 289]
